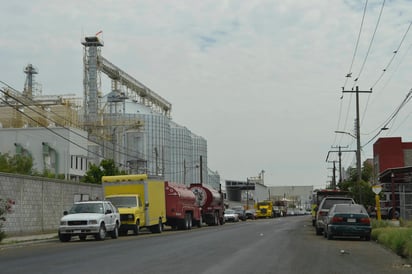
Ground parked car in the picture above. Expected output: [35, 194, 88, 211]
[324, 203, 372, 241]
[315, 196, 355, 235]
[224, 209, 239, 222]
[245, 209, 257, 220]
[231, 206, 247, 221]
[58, 201, 120, 242]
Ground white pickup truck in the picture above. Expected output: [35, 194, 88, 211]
[58, 201, 120, 242]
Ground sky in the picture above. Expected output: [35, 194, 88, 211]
[1, 0, 412, 188]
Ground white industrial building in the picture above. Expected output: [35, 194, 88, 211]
[0, 35, 218, 187]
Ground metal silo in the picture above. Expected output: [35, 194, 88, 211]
[169, 122, 193, 185]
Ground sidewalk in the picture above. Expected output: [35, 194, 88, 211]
[1, 233, 57, 245]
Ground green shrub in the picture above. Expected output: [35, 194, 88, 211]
[372, 219, 392, 229]
[374, 227, 412, 258]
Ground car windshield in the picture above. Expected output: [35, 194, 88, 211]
[106, 196, 137, 207]
[333, 204, 367, 214]
[69, 203, 104, 214]
[323, 199, 353, 209]
[225, 209, 235, 214]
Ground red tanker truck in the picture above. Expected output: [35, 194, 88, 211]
[189, 183, 225, 226]
[165, 181, 202, 229]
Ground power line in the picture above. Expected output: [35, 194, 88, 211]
[342, 0, 369, 90]
[351, 0, 386, 89]
[362, 88, 412, 148]
[370, 23, 411, 90]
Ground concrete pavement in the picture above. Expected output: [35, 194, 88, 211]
[1, 233, 57, 246]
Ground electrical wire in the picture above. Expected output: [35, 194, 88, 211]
[342, 0, 369, 91]
[362, 88, 412, 148]
[335, 0, 368, 149]
[351, 0, 386, 89]
[371, 21, 412, 90]
[360, 21, 412, 132]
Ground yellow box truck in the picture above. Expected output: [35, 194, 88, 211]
[102, 174, 166, 235]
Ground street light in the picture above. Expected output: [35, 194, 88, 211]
[334, 130, 356, 139]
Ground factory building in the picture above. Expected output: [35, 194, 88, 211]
[0, 35, 217, 186]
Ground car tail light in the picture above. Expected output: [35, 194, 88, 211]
[359, 217, 370, 224]
[331, 216, 343, 223]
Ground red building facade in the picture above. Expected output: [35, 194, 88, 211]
[373, 137, 412, 176]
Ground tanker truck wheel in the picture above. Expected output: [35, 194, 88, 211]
[214, 212, 219, 226]
[178, 215, 188, 230]
[197, 215, 202, 228]
[188, 213, 192, 230]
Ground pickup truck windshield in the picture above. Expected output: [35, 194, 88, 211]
[69, 203, 104, 214]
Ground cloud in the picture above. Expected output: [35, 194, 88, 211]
[1, 1, 412, 187]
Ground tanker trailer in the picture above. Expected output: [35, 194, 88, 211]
[189, 183, 225, 226]
[165, 181, 202, 230]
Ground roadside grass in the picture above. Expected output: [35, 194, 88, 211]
[372, 220, 412, 258]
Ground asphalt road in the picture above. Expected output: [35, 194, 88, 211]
[1, 216, 411, 274]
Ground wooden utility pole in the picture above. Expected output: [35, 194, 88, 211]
[331, 145, 348, 185]
[342, 86, 372, 204]
[200, 155, 203, 185]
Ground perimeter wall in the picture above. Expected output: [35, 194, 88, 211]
[0, 172, 103, 236]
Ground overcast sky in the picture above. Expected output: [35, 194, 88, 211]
[1, 0, 412, 188]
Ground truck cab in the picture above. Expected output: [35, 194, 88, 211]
[105, 194, 146, 235]
[255, 200, 274, 218]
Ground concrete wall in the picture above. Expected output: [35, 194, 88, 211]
[0, 172, 103, 236]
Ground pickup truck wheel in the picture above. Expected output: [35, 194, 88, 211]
[133, 220, 140, 235]
[111, 224, 119, 239]
[59, 232, 71, 242]
[95, 224, 106, 241]
[315, 225, 322, 236]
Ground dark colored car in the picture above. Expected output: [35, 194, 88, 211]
[315, 196, 355, 235]
[324, 203, 372, 241]
[231, 206, 247, 221]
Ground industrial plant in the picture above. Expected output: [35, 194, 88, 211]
[0, 35, 220, 189]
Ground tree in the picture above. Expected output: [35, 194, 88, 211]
[82, 159, 124, 184]
[337, 160, 375, 206]
[0, 153, 33, 175]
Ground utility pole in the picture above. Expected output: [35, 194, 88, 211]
[326, 148, 356, 189]
[342, 86, 372, 204]
[183, 159, 186, 185]
[199, 155, 203, 185]
[326, 161, 337, 189]
[332, 161, 336, 189]
[331, 145, 348, 185]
